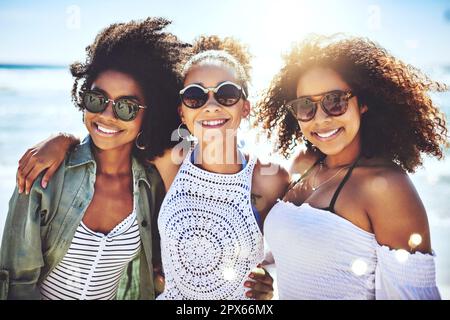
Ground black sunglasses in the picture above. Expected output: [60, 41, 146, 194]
[82, 90, 147, 121]
[286, 90, 354, 122]
[179, 81, 246, 109]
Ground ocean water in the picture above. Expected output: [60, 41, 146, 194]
[0, 67, 449, 299]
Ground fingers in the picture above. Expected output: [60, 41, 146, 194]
[18, 148, 33, 171]
[249, 267, 274, 286]
[41, 164, 58, 189]
[153, 263, 165, 292]
[245, 266, 274, 300]
[17, 150, 34, 193]
[155, 274, 165, 284]
[25, 166, 45, 195]
[17, 155, 37, 194]
[18, 153, 53, 194]
[245, 281, 274, 300]
[154, 273, 165, 294]
[245, 279, 273, 294]
[246, 290, 273, 300]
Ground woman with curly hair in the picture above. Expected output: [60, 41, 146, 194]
[9, 35, 279, 300]
[0, 17, 187, 300]
[255, 35, 447, 299]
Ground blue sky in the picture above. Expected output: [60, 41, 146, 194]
[1, 0, 450, 89]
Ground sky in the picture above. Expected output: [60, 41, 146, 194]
[1, 0, 450, 91]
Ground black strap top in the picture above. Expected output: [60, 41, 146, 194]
[289, 156, 360, 214]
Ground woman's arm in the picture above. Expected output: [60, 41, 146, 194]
[364, 168, 440, 299]
[365, 168, 431, 253]
[251, 160, 290, 221]
[17, 133, 80, 195]
[149, 148, 182, 192]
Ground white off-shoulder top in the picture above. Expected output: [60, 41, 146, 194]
[264, 200, 441, 300]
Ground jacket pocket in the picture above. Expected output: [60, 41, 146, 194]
[0, 269, 9, 300]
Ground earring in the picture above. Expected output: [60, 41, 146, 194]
[177, 123, 197, 142]
[237, 138, 246, 149]
[135, 131, 146, 150]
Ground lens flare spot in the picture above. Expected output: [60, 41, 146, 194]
[395, 249, 410, 263]
[408, 233, 423, 248]
[371, 176, 388, 192]
[351, 259, 368, 276]
[223, 267, 236, 281]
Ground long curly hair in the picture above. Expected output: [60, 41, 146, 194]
[70, 17, 190, 161]
[181, 35, 252, 97]
[255, 34, 449, 172]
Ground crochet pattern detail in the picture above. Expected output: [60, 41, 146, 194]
[158, 150, 264, 300]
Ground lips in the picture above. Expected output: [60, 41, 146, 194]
[94, 122, 123, 136]
[312, 127, 343, 140]
[198, 119, 230, 128]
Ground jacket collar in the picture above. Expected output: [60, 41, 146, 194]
[67, 135, 96, 168]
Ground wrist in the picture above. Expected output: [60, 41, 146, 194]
[57, 132, 80, 152]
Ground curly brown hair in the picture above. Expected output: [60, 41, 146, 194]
[255, 34, 449, 172]
[181, 35, 252, 97]
[70, 17, 190, 161]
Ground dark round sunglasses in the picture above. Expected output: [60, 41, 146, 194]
[179, 81, 246, 109]
[286, 90, 354, 122]
[82, 90, 147, 121]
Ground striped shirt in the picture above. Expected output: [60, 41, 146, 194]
[40, 211, 141, 300]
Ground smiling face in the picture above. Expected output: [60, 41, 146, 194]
[296, 67, 367, 156]
[179, 64, 250, 145]
[84, 70, 146, 152]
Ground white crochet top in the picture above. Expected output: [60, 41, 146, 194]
[157, 148, 264, 300]
[264, 200, 441, 300]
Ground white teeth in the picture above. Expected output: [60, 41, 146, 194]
[316, 128, 339, 138]
[97, 124, 120, 134]
[201, 119, 227, 126]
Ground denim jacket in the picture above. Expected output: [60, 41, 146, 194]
[0, 136, 165, 300]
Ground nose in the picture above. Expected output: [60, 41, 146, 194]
[203, 93, 221, 112]
[101, 100, 116, 119]
[313, 102, 331, 124]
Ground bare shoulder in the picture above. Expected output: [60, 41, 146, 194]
[357, 158, 431, 253]
[357, 157, 416, 201]
[289, 147, 321, 175]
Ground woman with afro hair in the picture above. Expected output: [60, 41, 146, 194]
[256, 35, 447, 299]
[1, 17, 188, 300]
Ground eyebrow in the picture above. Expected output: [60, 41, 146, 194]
[91, 86, 142, 102]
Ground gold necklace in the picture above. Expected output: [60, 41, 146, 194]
[310, 161, 351, 191]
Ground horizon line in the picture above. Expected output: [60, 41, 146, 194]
[0, 63, 67, 70]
